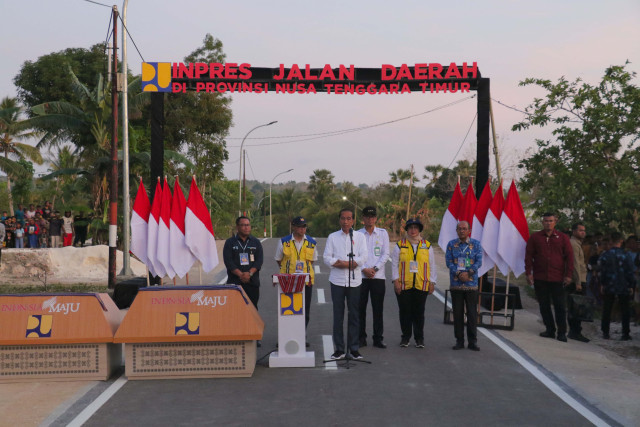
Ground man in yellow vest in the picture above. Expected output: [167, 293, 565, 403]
[275, 216, 318, 333]
[391, 218, 437, 348]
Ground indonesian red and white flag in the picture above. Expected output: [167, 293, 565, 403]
[471, 182, 493, 242]
[169, 177, 196, 278]
[437, 181, 463, 250]
[479, 182, 509, 276]
[497, 181, 530, 277]
[156, 177, 176, 278]
[130, 179, 150, 269]
[457, 181, 477, 231]
[147, 178, 165, 277]
[185, 176, 219, 272]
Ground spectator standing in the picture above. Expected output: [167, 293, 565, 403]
[36, 213, 49, 249]
[567, 223, 590, 342]
[525, 213, 574, 342]
[25, 204, 36, 220]
[0, 219, 5, 264]
[14, 222, 24, 248]
[4, 217, 15, 248]
[15, 204, 25, 227]
[73, 211, 90, 247]
[599, 232, 635, 340]
[42, 201, 52, 220]
[49, 212, 64, 248]
[62, 211, 74, 247]
[26, 218, 39, 249]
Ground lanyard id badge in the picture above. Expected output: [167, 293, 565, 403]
[295, 260, 304, 273]
[457, 257, 467, 271]
[374, 246, 381, 257]
[240, 252, 250, 266]
[409, 261, 419, 273]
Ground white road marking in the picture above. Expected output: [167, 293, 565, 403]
[317, 288, 326, 304]
[66, 374, 128, 427]
[314, 265, 320, 274]
[432, 290, 611, 427]
[322, 335, 337, 370]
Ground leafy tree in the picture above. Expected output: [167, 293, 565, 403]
[0, 97, 43, 214]
[13, 44, 109, 112]
[423, 160, 476, 201]
[514, 63, 640, 234]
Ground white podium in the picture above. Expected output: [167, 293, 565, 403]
[269, 274, 315, 368]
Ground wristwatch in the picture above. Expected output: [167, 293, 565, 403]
[373, 266, 379, 272]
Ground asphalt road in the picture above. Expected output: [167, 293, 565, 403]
[55, 237, 596, 426]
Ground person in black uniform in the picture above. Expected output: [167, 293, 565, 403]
[223, 216, 264, 310]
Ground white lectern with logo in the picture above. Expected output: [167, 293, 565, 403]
[269, 273, 315, 367]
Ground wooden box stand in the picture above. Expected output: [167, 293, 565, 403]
[0, 293, 123, 381]
[114, 285, 264, 380]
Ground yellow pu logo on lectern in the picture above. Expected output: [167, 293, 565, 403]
[175, 312, 200, 335]
[26, 314, 52, 338]
[280, 292, 303, 316]
[142, 62, 172, 92]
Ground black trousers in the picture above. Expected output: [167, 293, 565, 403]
[534, 280, 566, 335]
[451, 289, 478, 345]
[359, 278, 386, 342]
[331, 283, 360, 353]
[565, 282, 585, 335]
[240, 284, 260, 310]
[601, 293, 631, 336]
[396, 287, 428, 340]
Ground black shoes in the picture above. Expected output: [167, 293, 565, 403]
[452, 342, 464, 350]
[399, 338, 410, 347]
[568, 333, 590, 343]
[621, 335, 632, 341]
[468, 343, 480, 351]
[349, 350, 363, 360]
[415, 339, 425, 349]
[331, 351, 345, 360]
[257, 340, 262, 347]
[557, 334, 567, 342]
[602, 332, 610, 339]
[539, 331, 555, 339]
[373, 341, 387, 349]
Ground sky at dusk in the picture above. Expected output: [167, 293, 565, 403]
[1, 0, 638, 186]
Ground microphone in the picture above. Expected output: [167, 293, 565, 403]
[349, 228, 353, 238]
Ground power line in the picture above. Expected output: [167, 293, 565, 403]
[245, 151, 257, 182]
[491, 97, 530, 116]
[82, 0, 111, 8]
[226, 95, 476, 148]
[117, 13, 146, 62]
[447, 112, 477, 169]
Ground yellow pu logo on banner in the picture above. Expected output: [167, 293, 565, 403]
[280, 292, 303, 315]
[26, 314, 52, 338]
[142, 62, 172, 92]
[175, 312, 200, 335]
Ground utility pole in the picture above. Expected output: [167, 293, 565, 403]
[406, 164, 414, 220]
[108, 5, 119, 289]
[120, 0, 133, 276]
[489, 99, 502, 184]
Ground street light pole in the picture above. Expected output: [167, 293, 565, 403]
[270, 168, 293, 238]
[342, 195, 358, 221]
[238, 121, 277, 217]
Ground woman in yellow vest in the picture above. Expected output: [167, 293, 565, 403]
[275, 216, 318, 332]
[391, 218, 437, 348]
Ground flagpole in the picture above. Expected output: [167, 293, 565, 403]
[186, 273, 189, 285]
[199, 263, 203, 285]
[504, 271, 511, 326]
[490, 265, 497, 325]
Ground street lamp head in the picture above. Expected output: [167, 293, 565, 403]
[268, 121, 278, 125]
[342, 196, 348, 201]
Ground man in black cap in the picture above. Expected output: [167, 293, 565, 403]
[357, 206, 390, 348]
[275, 216, 318, 332]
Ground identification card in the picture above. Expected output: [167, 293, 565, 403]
[240, 253, 249, 266]
[250, 253, 255, 262]
[457, 258, 466, 271]
[409, 261, 418, 273]
[295, 261, 304, 273]
[374, 246, 381, 257]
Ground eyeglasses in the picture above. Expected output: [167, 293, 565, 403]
[238, 223, 251, 227]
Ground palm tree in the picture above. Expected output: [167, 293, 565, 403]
[0, 97, 43, 215]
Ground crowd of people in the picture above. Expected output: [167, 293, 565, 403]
[0, 202, 91, 250]
[220, 208, 638, 360]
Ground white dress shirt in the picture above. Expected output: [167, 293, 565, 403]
[357, 226, 390, 280]
[323, 229, 368, 287]
[391, 242, 437, 283]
